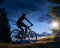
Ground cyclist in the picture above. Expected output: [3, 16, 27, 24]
[16, 13, 33, 34]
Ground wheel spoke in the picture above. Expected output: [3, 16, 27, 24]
[28, 31, 37, 43]
[11, 29, 22, 43]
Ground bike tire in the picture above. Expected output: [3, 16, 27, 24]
[11, 29, 22, 43]
[28, 31, 37, 43]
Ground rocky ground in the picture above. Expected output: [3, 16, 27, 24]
[0, 38, 60, 48]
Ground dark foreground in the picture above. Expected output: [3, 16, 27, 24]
[0, 39, 60, 48]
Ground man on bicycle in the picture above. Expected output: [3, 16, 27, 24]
[16, 13, 33, 34]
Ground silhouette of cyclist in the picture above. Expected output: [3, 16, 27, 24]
[16, 13, 33, 34]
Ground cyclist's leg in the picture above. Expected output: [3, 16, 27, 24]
[18, 23, 27, 38]
[17, 24, 24, 34]
[22, 23, 27, 33]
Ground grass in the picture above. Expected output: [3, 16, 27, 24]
[0, 41, 60, 48]
[0, 36, 60, 48]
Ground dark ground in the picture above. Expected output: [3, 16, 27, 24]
[0, 39, 60, 48]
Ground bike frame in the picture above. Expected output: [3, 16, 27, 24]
[27, 26, 31, 32]
[11, 25, 37, 43]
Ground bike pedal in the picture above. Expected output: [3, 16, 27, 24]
[15, 35, 19, 38]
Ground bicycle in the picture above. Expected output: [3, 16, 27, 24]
[11, 25, 37, 43]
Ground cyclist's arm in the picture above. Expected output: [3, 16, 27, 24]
[25, 17, 33, 25]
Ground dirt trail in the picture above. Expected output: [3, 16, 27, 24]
[0, 39, 59, 48]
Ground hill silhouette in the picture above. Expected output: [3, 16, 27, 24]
[36, 32, 52, 37]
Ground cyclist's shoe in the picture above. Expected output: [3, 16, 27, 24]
[25, 33, 28, 37]
[20, 31, 23, 34]
[23, 36, 26, 39]
[15, 35, 21, 39]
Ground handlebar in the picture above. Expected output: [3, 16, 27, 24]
[27, 25, 33, 30]
[27, 24, 33, 27]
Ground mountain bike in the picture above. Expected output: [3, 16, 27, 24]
[11, 25, 37, 43]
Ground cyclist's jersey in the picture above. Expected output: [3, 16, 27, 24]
[17, 16, 25, 24]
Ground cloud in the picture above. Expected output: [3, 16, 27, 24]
[1, 0, 49, 24]
[2, 0, 47, 11]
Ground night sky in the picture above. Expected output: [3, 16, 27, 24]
[0, 0, 56, 34]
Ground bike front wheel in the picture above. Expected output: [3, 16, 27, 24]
[28, 31, 37, 43]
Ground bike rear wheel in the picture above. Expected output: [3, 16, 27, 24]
[11, 29, 22, 43]
[28, 31, 37, 43]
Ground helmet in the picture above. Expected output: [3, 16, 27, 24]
[22, 13, 26, 16]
